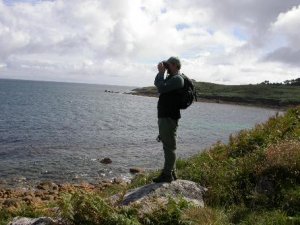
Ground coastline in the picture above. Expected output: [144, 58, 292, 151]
[127, 92, 292, 111]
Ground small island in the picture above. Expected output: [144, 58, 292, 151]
[130, 78, 300, 109]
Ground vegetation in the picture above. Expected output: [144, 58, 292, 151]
[261, 78, 300, 86]
[1, 106, 300, 224]
[132, 80, 300, 108]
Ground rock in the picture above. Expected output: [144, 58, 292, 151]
[36, 181, 58, 191]
[113, 177, 127, 185]
[3, 198, 20, 208]
[23, 190, 34, 197]
[0, 179, 7, 186]
[34, 190, 45, 198]
[111, 179, 207, 213]
[101, 179, 112, 183]
[41, 195, 54, 201]
[99, 157, 112, 164]
[129, 167, 145, 174]
[22, 196, 33, 203]
[8, 217, 56, 225]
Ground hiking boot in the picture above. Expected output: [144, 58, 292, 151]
[152, 172, 174, 183]
[171, 170, 178, 180]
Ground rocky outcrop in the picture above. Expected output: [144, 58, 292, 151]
[7, 217, 57, 225]
[111, 179, 206, 213]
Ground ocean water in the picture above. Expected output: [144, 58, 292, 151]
[0, 79, 280, 186]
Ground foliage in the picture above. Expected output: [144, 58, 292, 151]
[58, 191, 140, 225]
[58, 190, 197, 225]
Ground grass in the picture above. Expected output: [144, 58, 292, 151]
[1, 106, 300, 224]
[132, 82, 300, 107]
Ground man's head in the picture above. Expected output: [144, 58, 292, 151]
[163, 56, 181, 75]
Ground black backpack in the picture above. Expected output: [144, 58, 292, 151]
[177, 73, 197, 109]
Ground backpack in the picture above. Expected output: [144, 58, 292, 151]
[177, 73, 197, 109]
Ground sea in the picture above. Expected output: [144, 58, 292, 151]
[0, 79, 281, 187]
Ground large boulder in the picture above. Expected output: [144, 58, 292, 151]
[7, 217, 57, 225]
[111, 179, 206, 211]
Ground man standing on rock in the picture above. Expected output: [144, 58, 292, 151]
[153, 56, 184, 183]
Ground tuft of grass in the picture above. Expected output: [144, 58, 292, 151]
[181, 207, 229, 225]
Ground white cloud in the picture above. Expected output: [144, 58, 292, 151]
[271, 5, 300, 48]
[0, 0, 299, 86]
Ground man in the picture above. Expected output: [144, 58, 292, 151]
[153, 56, 184, 183]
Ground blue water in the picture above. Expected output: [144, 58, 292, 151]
[0, 79, 280, 186]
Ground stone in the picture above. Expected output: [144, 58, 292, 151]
[8, 217, 56, 225]
[129, 167, 145, 174]
[36, 181, 58, 191]
[22, 196, 33, 203]
[34, 190, 45, 198]
[99, 157, 112, 164]
[3, 198, 20, 208]
[41, 195, 53, 201]
[111, 179, 207, 213]
[23, 191, 34, 197]
[0, 179, 7, 186]
[113, 177, 125, 184]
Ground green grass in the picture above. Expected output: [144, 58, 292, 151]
[1, 106, 300, 224]
[132, 82, 300, 107]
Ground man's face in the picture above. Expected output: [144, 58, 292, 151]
[167, 63, 178, 75]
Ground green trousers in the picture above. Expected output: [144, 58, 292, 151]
[158, 117, 178, 174]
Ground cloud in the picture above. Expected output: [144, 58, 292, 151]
[264, 47, 300, 66]
[0, 0, 299, 86]
[261, 5, 300, 66]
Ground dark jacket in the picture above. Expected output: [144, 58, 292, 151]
[154, 73, 184, 120]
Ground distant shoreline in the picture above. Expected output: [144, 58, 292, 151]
[127, 80, 300, 111]
[126, 92, 292, 111]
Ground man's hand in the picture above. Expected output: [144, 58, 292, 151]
[157, 62, 166, 74]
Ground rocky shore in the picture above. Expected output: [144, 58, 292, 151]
[0, 179, 128, 210]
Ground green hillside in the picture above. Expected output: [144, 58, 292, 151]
[132, 82, 300, 108]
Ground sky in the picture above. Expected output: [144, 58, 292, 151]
[0, 0, 300, 86]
